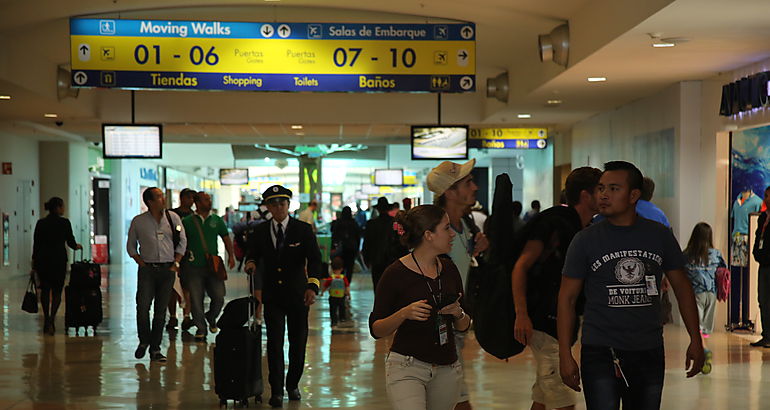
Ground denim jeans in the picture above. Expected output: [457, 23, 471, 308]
[581, 344, 665, 410]
[136, 264, 175, 352]
[182, 265, 226, 335]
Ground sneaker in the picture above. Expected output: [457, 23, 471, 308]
[194, 332, 206, 342]
[135, 344, 149, 359]
[209, 325, 219, 334]
[181, 316, 193, 331]
[150, 352, 167, 363]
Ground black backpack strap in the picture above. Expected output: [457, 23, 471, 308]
[165, 210, 181, 251]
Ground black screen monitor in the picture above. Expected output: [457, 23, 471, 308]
[220, 168, 250, 185]
[411, 125, 469, 160]
[102, 124, 162, 159]
[374, 169, 403, 186]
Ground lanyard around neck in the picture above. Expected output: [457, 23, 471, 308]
[411, 252, 441, 306]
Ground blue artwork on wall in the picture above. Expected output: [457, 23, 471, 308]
[731, 124, 770, 199]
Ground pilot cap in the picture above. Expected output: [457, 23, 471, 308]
[262, 185, 292, 204]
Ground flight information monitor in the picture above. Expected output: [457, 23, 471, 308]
[220, 168, 250, 185]
[411, 125, 468, 160]
[374, 169, 404, 186]
[102, 124, 162, 159]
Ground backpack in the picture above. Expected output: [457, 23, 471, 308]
[329, 274, 346, 298]
[472, 173, 526, 360]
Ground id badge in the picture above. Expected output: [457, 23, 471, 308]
[645, 275, 659, 296]
[437, 316, 448, 346]
[157, 231, 165, 241]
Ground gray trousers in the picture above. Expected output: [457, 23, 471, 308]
[181, 265, 226, 335]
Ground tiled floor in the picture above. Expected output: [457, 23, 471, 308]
[1, 264, 770, 409]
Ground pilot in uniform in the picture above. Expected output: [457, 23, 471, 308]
[244, 185, 321, 408]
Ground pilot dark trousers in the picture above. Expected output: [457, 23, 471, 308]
[264, 301, 309, 395]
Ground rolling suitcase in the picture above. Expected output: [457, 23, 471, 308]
[214, 280, 263, 407]
[70, 249, 101, 289]
[64, 285, 103, 332]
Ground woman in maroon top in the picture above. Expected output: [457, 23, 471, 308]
[370, 205, 472, 410]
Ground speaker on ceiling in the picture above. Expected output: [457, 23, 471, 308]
[538, 23, 569, 67]
[56, 65, 79, 100]
[486, 71, 508, 103]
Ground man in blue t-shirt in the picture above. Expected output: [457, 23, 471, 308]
[557, 161, 704, 410]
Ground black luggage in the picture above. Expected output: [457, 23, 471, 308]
[214, 279, 263, 407]
[64, 285, 103, 331]
[70, 249, 101, 289]
[214, 325, 263, 406]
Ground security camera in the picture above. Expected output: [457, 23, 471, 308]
[55, 121, 63, 127]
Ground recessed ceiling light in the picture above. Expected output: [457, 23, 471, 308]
[291, 125, 303, 130]
[295, 132, 305, 136]
[652, 42, 675, 48]
[517, 114, 531, 119]
[587, 77, 607, 82]
[547, 99, 562, 105]
[44, 113, 58, 118]
[264, 157, 270, 162]
[0, 95, 10, 100]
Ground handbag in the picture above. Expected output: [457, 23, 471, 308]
[192, 215, 228, 281]
[21, 276, 38, 313]
[716, 266, 730, 302]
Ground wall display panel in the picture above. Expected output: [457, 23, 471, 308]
[102, 124, 162, 159]
[70, 18, 476, 93]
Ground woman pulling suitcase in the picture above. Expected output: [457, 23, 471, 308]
[32, 197, 82, 335]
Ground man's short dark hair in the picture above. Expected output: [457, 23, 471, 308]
[180, 188, 197, 201]
[603, 161, 644, 192]
[565, 167, 602, 206]
[641, 177, 655, 201]
[143, 187, 159, 206]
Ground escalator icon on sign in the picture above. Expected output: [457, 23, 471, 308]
[73, 71, 88, 86]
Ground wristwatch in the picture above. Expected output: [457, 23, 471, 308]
[173, 261, 180, 268]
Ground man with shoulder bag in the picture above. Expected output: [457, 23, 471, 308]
[181, 191, 236, 342]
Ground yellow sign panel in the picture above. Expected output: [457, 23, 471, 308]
[469, 128, 547, 140]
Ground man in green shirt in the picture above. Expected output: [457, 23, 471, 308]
[182, 192, 236, 341]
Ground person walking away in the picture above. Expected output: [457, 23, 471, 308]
[370, 205, 471, 410]
[558, 161, 704, 410]
[298, 200, 318, 233]
[362, 197, 402, 290]
[428, 159, 488, 410]
[321, 257, 351, 330]
[511, 167, 601, 410]
[244, 185, 322, 408]
[32, 197, 83, 335]
[683, 222, 725, 374]
[181, 191, 236, 342]
[751, 186, 770, 348]
[168, 188, 196, 332]
[127, 187, 187, 363]
[331, 206, 361, 283]
[523, 200, 542, 222]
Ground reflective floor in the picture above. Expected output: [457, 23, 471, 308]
[2, 264, 770, 409]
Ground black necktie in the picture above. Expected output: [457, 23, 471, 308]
[275, 223, 284, 250]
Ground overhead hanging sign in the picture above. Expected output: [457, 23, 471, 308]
[69, 18, 476, 93]
[468, 128, 548, 149]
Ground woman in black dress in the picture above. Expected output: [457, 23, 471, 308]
[32, 197, 82, 335]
